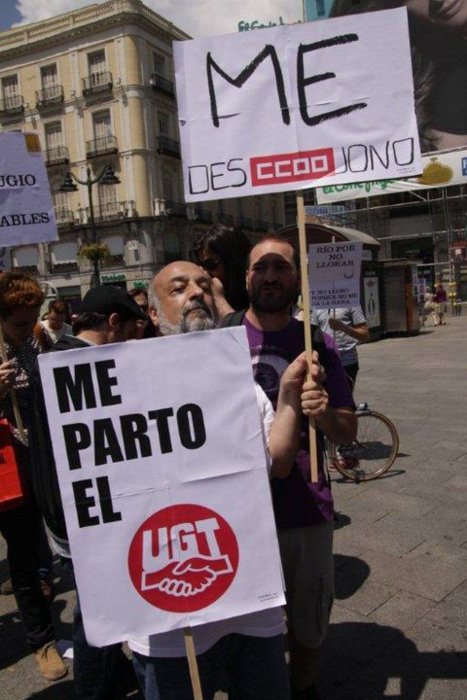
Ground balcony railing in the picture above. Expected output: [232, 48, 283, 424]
[157, 135, 180, 158]
[86, 135, 118, 158]
[149, 73, 175, 98]
[164, 200, 186, 217]
[100, 254, 125, 269]
[51, 261, 79, 274]
[46, 145, 70, 166]
[54, 206, 75, 226]
[35, 84, 64, 108]
[78, 200, 132, 223]
[82, 71, 113, 97]
[0, 94, 24, 117]
[13, 264, 39, 276]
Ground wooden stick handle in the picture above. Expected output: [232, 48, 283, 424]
[184, 628, 204, 700]
[296, 192, 319, 483]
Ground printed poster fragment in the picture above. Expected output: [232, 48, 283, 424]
[309, 241, 363, 309]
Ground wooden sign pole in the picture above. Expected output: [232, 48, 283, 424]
[296, 192, 319, 483]
[184, 628, 204, 700]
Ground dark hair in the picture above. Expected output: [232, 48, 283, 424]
[48, 299, 69, 315]
[72, 308, 138, 335]
[0, 271, 44, 319]
[129, 288, 148, 301]
[247, 234, 300, 271]
[191, 225, 252, 310]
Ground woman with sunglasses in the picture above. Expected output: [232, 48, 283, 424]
[191, 224, 252, 318]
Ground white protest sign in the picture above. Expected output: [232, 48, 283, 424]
[0, 132, 58, 247]
[174, 8, 421, 203]
[38, 328, 284, 647]
[309, 241, 362, 309]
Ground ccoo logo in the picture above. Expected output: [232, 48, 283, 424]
[128, 504, 239, 612]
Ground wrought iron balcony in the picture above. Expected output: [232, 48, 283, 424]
[13, 264, 38, 276]
[35, 84, 64, 109]
[239, 216, 253, 230]
[54, 206, 75, 226]
[86, 135, 118, 158]
[46, 146, 70, 166]
[255, 219, 269, 232]
[0, 95, 24, 117]
[82, 71, 113, 97]
[51, 261, 79, 274]
[100, 254, 125, 269]
[149, 73, 175, 98]
[164, 200, 187, 217]
[157, 135, 180, 158]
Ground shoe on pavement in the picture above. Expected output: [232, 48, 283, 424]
[34, 642, 68, 681]
[0, 578, 13, 595]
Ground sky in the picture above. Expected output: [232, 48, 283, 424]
[0, 0, 304, 37]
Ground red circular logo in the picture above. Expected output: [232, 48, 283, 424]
[128, 504, 239, 612]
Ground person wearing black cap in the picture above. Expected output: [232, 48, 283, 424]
[28, 285, 145, 700]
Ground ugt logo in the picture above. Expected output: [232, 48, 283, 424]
[128, 504, 239, 612]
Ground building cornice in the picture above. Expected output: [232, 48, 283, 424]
[0, 0, 190, 61]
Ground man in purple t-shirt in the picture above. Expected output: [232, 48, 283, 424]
[242, 236, 356, 700]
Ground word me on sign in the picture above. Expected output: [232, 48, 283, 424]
[0, 132, 58, 247]
[38, 329, 284, 646]
[173, 9, 421, 203]
[309, 241, 363, 309]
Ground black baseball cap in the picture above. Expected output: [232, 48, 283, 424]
[80, 286, 148, 321]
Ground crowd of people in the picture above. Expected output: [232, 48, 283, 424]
[0, 225, 366, 699]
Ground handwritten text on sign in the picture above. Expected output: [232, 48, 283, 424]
[0, 132, 58, 247]
[38, 329, 284, 646]
[173, 9, 421, 202]
[309, 241, 363, 309]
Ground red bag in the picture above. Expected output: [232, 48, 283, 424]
[0, 418, 26, 511]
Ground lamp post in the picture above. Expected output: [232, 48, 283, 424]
[59, 164, 120, 287]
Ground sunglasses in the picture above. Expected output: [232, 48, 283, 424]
[200, 257, 220, 271]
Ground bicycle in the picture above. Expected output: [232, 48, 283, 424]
[327, 403, 399, 482]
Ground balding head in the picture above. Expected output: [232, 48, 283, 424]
[149, 261, 217, 335]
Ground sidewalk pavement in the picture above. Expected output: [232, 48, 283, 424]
[0, 315, 466, 699]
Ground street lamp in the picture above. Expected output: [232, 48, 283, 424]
[59, 164, 120, 287]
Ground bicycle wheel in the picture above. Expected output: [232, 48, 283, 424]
[328, 410, 399, 482]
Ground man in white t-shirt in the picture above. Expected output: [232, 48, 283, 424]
[128, 261, 321, 700]
[312, 306, 369, 388]
[40, 299, 72, 344]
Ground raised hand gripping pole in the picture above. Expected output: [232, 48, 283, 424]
[296, 191, 318, 483]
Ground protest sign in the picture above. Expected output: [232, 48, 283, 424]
[0, 132, 58, 247]
[38, 328, 284, 647]
[174, 8, 421, 203]
[316, 148, 467, 203]
[309, 240, 362, 309]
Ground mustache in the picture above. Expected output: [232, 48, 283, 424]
[182, 300, 213, 318]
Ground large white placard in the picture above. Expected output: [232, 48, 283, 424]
[174, 9, 421, 203]
[38, 328, 284, 647]
[309, 241, 362, 309]
[0, 132, 58, 247]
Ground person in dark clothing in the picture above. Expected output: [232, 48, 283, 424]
[0, 271, 67, 682]
[29, 285, 147, 700]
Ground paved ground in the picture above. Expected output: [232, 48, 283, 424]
[0, 314, 466, 699]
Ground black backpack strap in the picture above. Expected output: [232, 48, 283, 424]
[219, 310, 246, 328]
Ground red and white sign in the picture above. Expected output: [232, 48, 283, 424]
[38, 328, 285, 647]
[129, 504, 239, 613]
[174, 9, 421, 202]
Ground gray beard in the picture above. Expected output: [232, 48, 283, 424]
[157, 302, 217, 335]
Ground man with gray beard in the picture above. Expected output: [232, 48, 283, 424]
[129, 260, 325, 700]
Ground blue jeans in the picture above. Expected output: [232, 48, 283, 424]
[132, 633, 290, 700]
